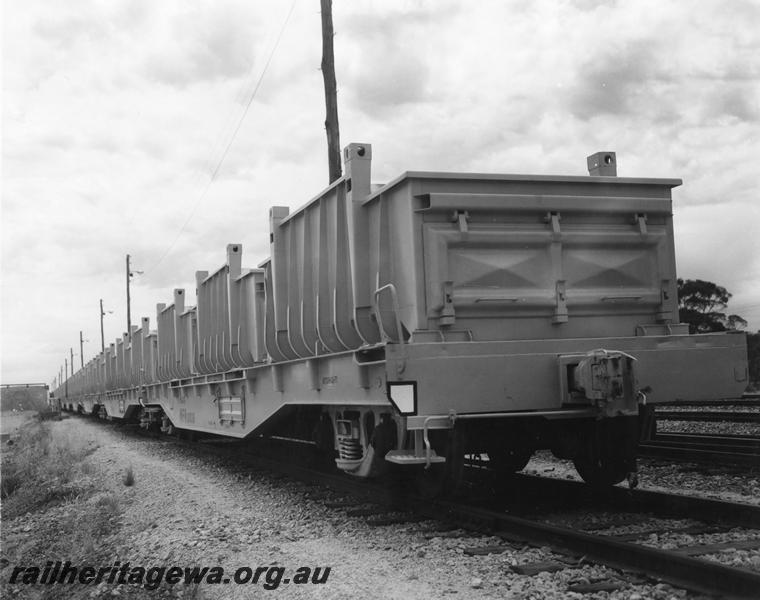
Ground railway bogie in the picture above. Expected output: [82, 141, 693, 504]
[53, 143, 749, 490]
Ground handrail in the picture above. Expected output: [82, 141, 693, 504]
[373, 283, 404, 343]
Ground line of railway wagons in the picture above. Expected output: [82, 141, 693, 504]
[53, 143, 748, 490]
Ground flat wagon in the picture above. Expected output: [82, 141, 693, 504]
[54, 144, 748, 489]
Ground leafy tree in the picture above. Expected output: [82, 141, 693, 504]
[677, 278, 757, 389]
[677, 278, 747, 334]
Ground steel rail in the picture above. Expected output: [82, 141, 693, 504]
[426, 500, 760, 599]
[655, 410, 760, 423]
[483, 472, 760, 528]
[617, 482, 760, 527]
[659, 398, 760, 407]
[638, 442, 760, 466]
[649, 432, 760, 445]
[639, 432, 760, 466]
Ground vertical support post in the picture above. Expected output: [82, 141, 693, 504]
[140, 317, 150, 386]
[126, 254, 132, 340]
[227, 244, 242, 357]
[269, 206, 297, 359]
[344, 143, 379, 343]
[174, 288, 188, 376]
[109, 343, 116, 391]
[320, 0, 341, 183]
[70, 348, 75, 376]
[79, 331, 85, 369]
[64, 358, 68, 398]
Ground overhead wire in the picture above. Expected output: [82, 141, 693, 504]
[145, 0, 299, 275]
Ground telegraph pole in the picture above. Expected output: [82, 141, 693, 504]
[70, 348, 75, 376]
[79, 331, 85, 369]
[320, 0, 341, 183]
[64, 358, 68, 398]
[100, 299, 106, 352]
[126, 254, 132, 339]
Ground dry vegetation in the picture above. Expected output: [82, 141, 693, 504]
[1, 418, 123, 599]
[1, 419, 97, 513]
[1, 417, 204, 599]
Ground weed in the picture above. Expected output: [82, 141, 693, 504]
[0, 420, 95, 518]
[179, 583, 205, 599]
[1, 419, 131, 598]
[154, 582, 204, 599]
[0, 467, 22, 499]
[123, 465, 135, 486]
[88, 493, 121, 537]
[96, 492, 120, 514]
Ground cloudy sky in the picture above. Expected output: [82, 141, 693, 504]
[2, 0, 759, 386]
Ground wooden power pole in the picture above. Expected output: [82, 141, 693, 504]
[320, 0, 342, 183]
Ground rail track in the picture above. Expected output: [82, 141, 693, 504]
[422, 499, 760, 599]
[103, 416, 760, 598]
[654, 410, 760, 423]
[638, 396, 760, 467]
[639, 432, 760, 466]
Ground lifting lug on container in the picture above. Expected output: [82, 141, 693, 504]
[634, 213, 648, 235]
[544, 211, 561, 236]
[451, 210, 469, 233]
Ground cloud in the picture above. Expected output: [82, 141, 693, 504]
[569, 0, 620, 10]
[336, 4, 460, 115]
[143, 5, 260, 87]
[2, 0, 759, 388]
[40, 132, 78, 151]
[33, 12, 109, 49]
[568, 41, 657, 119]
[348, 53, 430, 113]
[706, 85, 760, 121]
[674, 199, 760, 326]
[91, 134, 124, 155]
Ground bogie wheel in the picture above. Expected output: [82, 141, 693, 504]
[573, 416, 638, 487]
[572, 455, 628, 487]
[487, 448, 532, 474]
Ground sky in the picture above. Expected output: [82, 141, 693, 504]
[2, 0, 759, 386]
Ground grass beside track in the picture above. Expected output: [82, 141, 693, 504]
[1, 417, 97, 510]
[1, 417, 121, 559]
[0, 416, 205, 599]
[1, 417, 124, 598]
